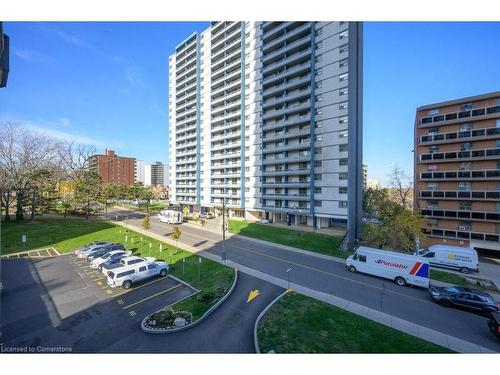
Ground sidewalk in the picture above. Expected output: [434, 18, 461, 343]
[113, 219, 496, 353]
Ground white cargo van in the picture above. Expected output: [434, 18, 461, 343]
[416, 244, 479, 274]
[346, 246, 430, 288]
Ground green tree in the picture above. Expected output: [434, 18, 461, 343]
[363, 186, 390, 218]
[76, 171, 102, 219]
[142, 215, 151, 230]
[141, 187, 157, 212]
[171, 225, 182, 254]
[129, 181, 145, 209]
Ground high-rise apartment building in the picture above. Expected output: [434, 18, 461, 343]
[151, 161, 166, 187]
[414, 92, 500, 252]
[169, 22, 363, 241]
[135, 160, 145, 184]
[89, 149, 136, 187]
[0, 22, 9, 88]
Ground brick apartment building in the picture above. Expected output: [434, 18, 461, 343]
[414, 91, 500, 252]
[89, 149, 136, 186]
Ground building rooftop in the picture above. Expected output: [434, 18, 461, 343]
[417, 91, 500, 111]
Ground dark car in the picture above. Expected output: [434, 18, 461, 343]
[429, 286, 500, 313]
[488, 311, 500, 340]
[98, 252, 130, 272]
[86, 243, 125, 262]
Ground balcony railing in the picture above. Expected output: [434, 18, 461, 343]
[422, 227, 500, 243]
[419, 105, 500, 126]
[420, 208, 500, 222]
[419, 190, 500, 200]
[262, 204, 310, 213]
[419, 169, 500, 180]
[419, 127, 500, 144]
[419, 148, 500, 162]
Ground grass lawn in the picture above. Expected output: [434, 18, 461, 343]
[229, 220, 349, 258]
[258, 292, 453, 353]
[121, 202, 169, 213]
[430, 269, 498, 293]
[1, 218, 234, 320]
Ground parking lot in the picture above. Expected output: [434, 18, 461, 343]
[1, 251, 197, 352]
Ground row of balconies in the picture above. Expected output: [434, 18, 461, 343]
[262, 204, 310, 214]
[419, 169, 500, 180]
[211, 55, 241, 77]
[261, 193, 310, 201]
[262, 87, 311, 109]
[263, 126, 311, 142]
[211, 67, 241, 89]
[211, 141, 241, 151]
[263, 47, 312, 73]
[263, 114, 311, 131]
[262, 168, 310, 176]
[420, 208, 500, 222]
[262, 61, 311, 86]
[419, 105, 500, 126]
[211, 24, 241, 52]
[262, 23, 311, 54]
[262, 154, 311, 165]
[419, 190, 500, 200]
[419, 148, 500, 162]
[422, 227, 500, 243]
[419, 127, 500, 145]
[263, 74, 311, 97]
[262, 100, 311, 121]
[262, 141, 311, 154]
[211, 88, 241, 107]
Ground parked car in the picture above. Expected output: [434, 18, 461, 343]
[86, 243, 125, 262]
[416, 244, 479, 274]
[90, 250, 130, 269]
[488, 311, 500, 340]
[206, 212, 214, 219]
[74, 241, 110, 256]
[260, 219, 269, 224]
[107, 261, 169, 289]
[101, 255, 153, 275]
[429, 286, 500, 313]
[98, 252, 131, 272]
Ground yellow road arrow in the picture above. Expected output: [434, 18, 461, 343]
[247, 289, 260, 303]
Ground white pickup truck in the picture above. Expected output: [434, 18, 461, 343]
[107, 260, 169, 289]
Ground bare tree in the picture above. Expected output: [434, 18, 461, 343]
[387, 165, 413, 209]
[0, 122, 61, 221]
[58, 141, 96, 183]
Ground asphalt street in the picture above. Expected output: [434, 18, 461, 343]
[108, 208, 500, 352]
[0, 253, 283, 353]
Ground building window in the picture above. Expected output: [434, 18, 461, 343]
[314, 174, 322, 181]
[339, 158, 348, 166]
[339, 201, 348, 208]
[339, 130, 348, 138]
[339, 88, 348, 96]
[315, 147, 322, 155]
[339, 30, 348, 39]
[316, 68, 322, 76]
[315, 187, 322, 194]
[339, 73, 348, 82]
[339, 187, 348, 194]
[460, 103, 473, 111]
[339, 172, 348, 180]
[459, 202, 472, 211]
[339, 102, 348, 111]
[315, 200, 322, 207]
[339, 59, 348, 68]
[314, 160, 322, 167]
[339, 144, 348, 152]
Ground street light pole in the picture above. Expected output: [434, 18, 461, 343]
[221, 197, 227, 265]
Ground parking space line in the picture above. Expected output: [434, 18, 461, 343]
[36, 250, 41, 257]
[112, 276, 171, 298]
[122, 284, 182, 310]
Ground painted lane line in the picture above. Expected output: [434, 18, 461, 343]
[112, 276, 172, 298]
[122, 284, 182, 310]
[178, 228, 436, 306]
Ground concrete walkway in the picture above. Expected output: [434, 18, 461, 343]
[112, 219, 496, 353]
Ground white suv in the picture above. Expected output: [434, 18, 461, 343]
[90, 250, 130, 269]
[107, 261, 169, 289]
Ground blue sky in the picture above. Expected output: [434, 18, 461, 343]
[1, 22, 499, 183]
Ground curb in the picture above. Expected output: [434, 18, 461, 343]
[141, 268, 238, 334]
[254, 289, 290, 354]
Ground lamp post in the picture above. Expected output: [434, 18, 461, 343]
[221, 194, 233, 265]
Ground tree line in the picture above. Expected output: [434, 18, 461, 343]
[0, 122, 160, 222]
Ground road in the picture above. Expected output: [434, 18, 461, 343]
[107, 207, 500, 351]
[0, 254, 283, 353]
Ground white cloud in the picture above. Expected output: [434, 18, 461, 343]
[58, 117, 71, 127]
[14, 49, 52, 63]
[54, 28, 94, 49]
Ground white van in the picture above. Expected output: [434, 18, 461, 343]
[346, 246, 430, 288]
[416, 244, 479, 274]
[107, 261, 169, 289]
[157, 210, 183, 224]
